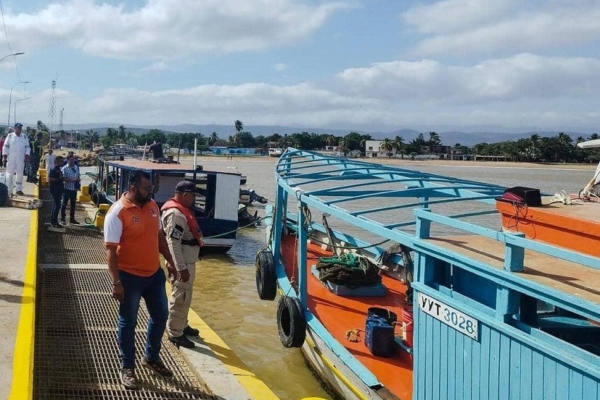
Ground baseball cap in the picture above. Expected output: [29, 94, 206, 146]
[14, 122, 23, 128]
[175, 181, 197, 194]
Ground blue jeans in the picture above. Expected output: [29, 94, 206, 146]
[61, 189, 77, 221]
[118, 268, 168, 369]
[50, 190, 62, 224]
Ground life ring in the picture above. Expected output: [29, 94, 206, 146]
[255, 249, 277, 300]
[0, 183, 7, 207]
[277, 296, 306, 348]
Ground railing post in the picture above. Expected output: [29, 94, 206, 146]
[495, 286, 520, 321]
[271, 184, 285, 267]
[504, 232, 525, 272]
[297, 201, 308, 309]
[415, 208, 431, 239]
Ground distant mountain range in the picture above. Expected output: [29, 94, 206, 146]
[53, 123, 595, 147]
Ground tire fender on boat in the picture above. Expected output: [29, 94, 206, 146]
[255, 249, 277, 300]
[88, 182, 98, 196]
[92, 191, 108, 207]
[277, 296, 306, 348]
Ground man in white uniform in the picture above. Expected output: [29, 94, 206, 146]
[2, 123, 30, 196]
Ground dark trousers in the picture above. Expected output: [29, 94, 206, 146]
[50, 190, 63, 224]
[28, 156, 40, 182]
[117, 268, 168, 369]
[60, 189, 77, 221]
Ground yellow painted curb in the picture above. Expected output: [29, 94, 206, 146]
[186, 307, 280, 400]
[163, 279, 278, 400]
[9, 185, 39, 400]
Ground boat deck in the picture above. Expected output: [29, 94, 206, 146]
[281, 235, 413, 400]
[538, 196, 600, 221]
[424, 235, 600, 305]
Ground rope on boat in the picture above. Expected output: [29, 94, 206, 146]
[204, 215, 268, 239]
[316, 253, 382, 288]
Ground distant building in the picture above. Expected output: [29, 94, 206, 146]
[419, 145, 452, 155]
[365, 140, 396, 158]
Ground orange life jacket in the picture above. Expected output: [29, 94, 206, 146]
[161, 199, 203, 247]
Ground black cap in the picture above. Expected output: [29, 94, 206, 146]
[14, 122, 22, 128]
[175, 181, 196, 194]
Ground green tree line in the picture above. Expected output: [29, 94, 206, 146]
[19, 119, 600, 163]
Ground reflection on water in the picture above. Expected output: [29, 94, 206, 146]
[188, 156, 594, 400]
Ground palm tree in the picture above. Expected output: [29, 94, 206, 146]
[234, 120, 244, 133]
[325, 134, 337, 148]
[394, 135, 405, 159]
[117, 125, 127, 143]
[209, 132, 219, 146]
[380, 138, 394, 158]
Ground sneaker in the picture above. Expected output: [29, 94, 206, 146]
[16, 191, 23, 196]
[169, 334, 195, 349]
[70, 220, 80, 225]
[183, 326, 200, 337]
[48, 224, 65, 233]
[142, 357, 173, 377]
[121, 368, 137, 390]
[60, 219, 66, 225]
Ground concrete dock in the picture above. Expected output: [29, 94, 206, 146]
[0, 179, 278, 400]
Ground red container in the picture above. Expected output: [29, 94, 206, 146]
[402, 306, 414, 348]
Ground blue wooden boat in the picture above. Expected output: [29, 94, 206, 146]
[90, 156, 240, 253]
[256, 148, 600, 400]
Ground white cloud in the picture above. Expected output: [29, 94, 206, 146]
[274, 63, 287, 71]
[7, 0, 348, 60]
[402, 0, 600, 56]
[9, 53, 600, 132]
[336, 53, 600, 104]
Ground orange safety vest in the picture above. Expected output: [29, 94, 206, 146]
[161, 199, 203, 247]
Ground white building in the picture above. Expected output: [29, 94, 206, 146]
[365, 140, 396, 158]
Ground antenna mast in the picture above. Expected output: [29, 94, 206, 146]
[48, 79, 57, 144]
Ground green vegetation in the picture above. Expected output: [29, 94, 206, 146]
[26, 118, 600, 163]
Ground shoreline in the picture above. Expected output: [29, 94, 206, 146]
[67, 148, 599, 171]
[370, 157, 598, 170]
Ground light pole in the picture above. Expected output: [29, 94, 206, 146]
[0, 52, 24, 63]
[14, 97, 32, 124]
[8, 80, 30, 128]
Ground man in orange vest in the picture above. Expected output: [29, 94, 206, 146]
[161, 181, 203, 349]
[104, 170, 177, 390]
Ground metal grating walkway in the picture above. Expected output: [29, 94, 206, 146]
[35, 188, 216, 399]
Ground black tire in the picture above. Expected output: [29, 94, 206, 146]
[88, 182, 98, 196]
[92, 191, 108, 207]
[255, 249, 277, 300]
[277, 296, 306, 348]
[91, 191, 101, 207]
[0, 183, 7, 207]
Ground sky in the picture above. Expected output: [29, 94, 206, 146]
[0, 0, 599, 134]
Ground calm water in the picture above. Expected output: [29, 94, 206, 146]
[187, 156, 594, 400]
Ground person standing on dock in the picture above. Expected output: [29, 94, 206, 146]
[47, 155, 65, 231]
[2, 123, 30, 196]
[60, 154, 81, 225]
[44, 149, 55, 182]
[27, 130, 43, 183]
[104, 170, 178, 390]
[160, 181, 203, 349]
